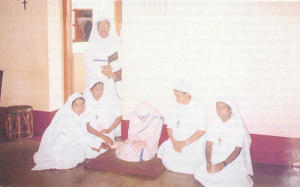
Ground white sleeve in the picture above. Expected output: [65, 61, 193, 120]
[84, 43, 104, 77]
[196, 106, 207, 132]
[167, 105, 177, 129]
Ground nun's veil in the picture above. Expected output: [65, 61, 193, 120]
[33, 93, 84, 169]
[88, 17, 118, 42]
[216, 96, 253, 176]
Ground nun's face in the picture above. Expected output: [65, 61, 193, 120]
[216, 102, 232, 122]
[91, 83, 104, 101]
[72, 98, 85, 115]
[97, 20, 110, 39]
[174, 90, 190, 104]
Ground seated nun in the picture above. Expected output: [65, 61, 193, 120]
[194, 96, 253, 187]
[83, 78, 122, 158]
[116, 102, 164, 162]
[157, 81, 207, 174]
[32, 93, 102, 170]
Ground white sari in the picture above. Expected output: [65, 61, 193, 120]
[32, 93, 101, 171]
[84, 17, 122, 101]
[83, 78, 122, 158]
[116, 103, 164, 162]
[194, 97, 253, 187]
[157, 97, 207, 174]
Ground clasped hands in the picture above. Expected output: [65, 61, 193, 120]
[206, 161, 224, 173]
[172, 140, 187, 153]
[132, 139, 147, 152]
[101, 65, 116, 79]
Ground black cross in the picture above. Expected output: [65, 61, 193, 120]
[22, 0, 27, 10]
[177, 121, 180, 127]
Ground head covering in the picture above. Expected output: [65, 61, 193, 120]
[173, 81, 191, 94]
[87, 77, 105, 90]
[84, 77, 106, 101]
[88, 16, 118, 42]
[216, 96, 253, 176]
[135, 102, 153, 118]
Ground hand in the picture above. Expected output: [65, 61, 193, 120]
[208, 162, 224, 173]
[172, 140, 187, 153]
[91, 147, 100, 152]
[101, 65, 114, 78]
[102, 135, 114, 147]
[91, 142, 111, 152]
[206, 161, 213, 172]
[111, 72, 117, 80]
[101, 129, 109, 134]
[132, 139, 139, 146]
[100, 142, 111, 150]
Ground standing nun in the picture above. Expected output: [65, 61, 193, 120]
[84, 17, 122, 102]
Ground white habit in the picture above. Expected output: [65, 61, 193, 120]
[194, 97, 253, 187]
[32, 93, 101, 171]
[157, 97, 207, 174]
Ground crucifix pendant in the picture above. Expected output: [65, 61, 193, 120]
[218, 138, 222, 145]
[95, 115, 99, 120]
[177, 121, 180, 127]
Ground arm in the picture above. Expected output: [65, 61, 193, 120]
[209, 146, 242, 173]
[167, 128, 182, 153]
[86, 122, 113, 145]
[135, 117, 164, 151]
[205, 141, 213, 172]
[186, 130, 206, 145]
[143, 118, 164, 150]
[101, 115, 122, 134]
[173, 130, 206, 153]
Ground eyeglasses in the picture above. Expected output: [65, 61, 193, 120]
[98, 24, 110, 28]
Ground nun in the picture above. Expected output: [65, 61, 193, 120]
[157, 81, 207, 174]
[32, 93, 102, 170]
[116, 102, 164, 162]
[83, 78, 122, 158]
[84, 16, 122, 101]
[194, 96, 253, 187]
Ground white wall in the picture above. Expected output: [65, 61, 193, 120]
[121, 1, 300, 138]
[48, 0, 64, 111]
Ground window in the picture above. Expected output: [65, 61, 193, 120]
[72, 9, 93, 42]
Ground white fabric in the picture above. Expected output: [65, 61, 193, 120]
[216, 96, 253, 176]
[84, 17, 122, 102]
[83, 80, 121, 158]
[157, 97, 207, 174]
[173, 81, 191, 93]
[32, 93, 101, 171]
[135, 102, 152, 118]
[116, 103, 164, 162]
[194, 97, 253, 187]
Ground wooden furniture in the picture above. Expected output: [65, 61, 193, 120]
[5, 105, 33, 140]
[0, 70, 3, 102]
